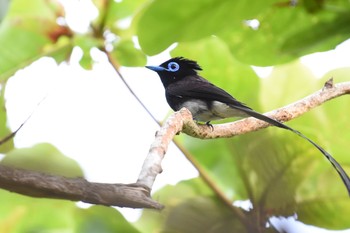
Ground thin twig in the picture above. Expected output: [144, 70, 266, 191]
[104, 50, 159, 123]
[0, 94, 47, 146]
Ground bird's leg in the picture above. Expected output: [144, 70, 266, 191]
[206, 121, 214, 131]
[193, 118, 214, 131]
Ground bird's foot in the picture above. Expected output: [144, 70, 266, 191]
[206, 121, 214, 131]
[193, 118, 214, 131]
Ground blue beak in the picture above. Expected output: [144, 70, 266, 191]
[145, 65, 167, 72]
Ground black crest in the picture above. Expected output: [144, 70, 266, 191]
[171, 57, 202, 71]
[160, 57, 202, 75]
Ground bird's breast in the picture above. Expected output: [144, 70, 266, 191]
[179, 100, 246, 122]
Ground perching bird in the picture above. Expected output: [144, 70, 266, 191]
[146, 57, 350, 195]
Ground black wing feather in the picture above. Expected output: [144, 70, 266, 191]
[166, 75, 251, 110]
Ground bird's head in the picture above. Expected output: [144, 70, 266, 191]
[146, 57, 202, 87]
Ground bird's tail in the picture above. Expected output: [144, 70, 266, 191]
[234, 106, 350, 196]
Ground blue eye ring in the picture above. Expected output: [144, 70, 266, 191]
[167, 62, 180, 72]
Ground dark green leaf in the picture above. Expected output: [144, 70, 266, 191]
[137, 178, 214, 233]
[137, 0, 279, 55]
[162, 197, 246, 233]
[281, 13, 350, 56]
[1, 143, 84, 178]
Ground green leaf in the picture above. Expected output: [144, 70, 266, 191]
[259, 60, 318, 110]
[74, 35, 103, 69]
[162, 197, 246, 233]
[257, 62, 350, 228]
[75, 206, 141, 233]
[318, 67, 350, 161]
[219, 5, 350, 66]
[0, 189, 138, 233]
[1, 143, 84, 178]
[137, 180, 248, 233]
[0, 190, 76, 233]
[297, 198, 350, 229]
[137, 0, 350, 65]
[136, 178, 214, 233]
[138, 178, 282, 232]
[112, 39, 146, 67]
[0, 26, 50, 81]
[104, 0, 147, 29]
[0, 0, 72, 81]
[280, 13, 350, 56]
[137, 0, 279, 55]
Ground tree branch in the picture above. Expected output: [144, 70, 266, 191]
[0, 80, 349, 209]
[136, 80, 350, 190]
[183, 80, 350, 138]
[0, 164, 163, 209]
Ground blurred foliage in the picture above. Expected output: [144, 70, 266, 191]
[0, 190, 140, 233]
[0, 0, 349, 232]
[0, 0, 10, 22]
[1, 143, 84, 178]
[137, 0, 350, 66]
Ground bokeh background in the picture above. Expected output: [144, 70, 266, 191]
[0, 0, 350, 232]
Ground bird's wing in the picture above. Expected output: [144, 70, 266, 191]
[166, 76, 252, 110]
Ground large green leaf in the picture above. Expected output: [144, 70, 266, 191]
[0, 189, 139, 233]
[137, 0, 279, 55]
[136, 178, 248, 233]
[220, 5, 350, 66]
[112, 39, 147, 67]
[137, 178, 282, 233]
[259, 60, 318, 110]
[136, 179, 214, 233]
[138, 0, 350, 66]
[0, 0, 73, 81]
[0, 190, 76, 233]
[1, 143, 84, 178]
[162, 197, 247, 233]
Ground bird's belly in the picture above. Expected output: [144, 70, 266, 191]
[180, 100, 246, 122]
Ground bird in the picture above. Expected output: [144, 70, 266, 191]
[146, 56, 350, 196]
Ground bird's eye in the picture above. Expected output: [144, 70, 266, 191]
[167, 62, 180, 72]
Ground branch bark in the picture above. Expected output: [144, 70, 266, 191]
[0, 164, 163, 209]
[0, 80, 349, 209]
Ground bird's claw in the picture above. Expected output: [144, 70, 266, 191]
[206, 121, 214, 131]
